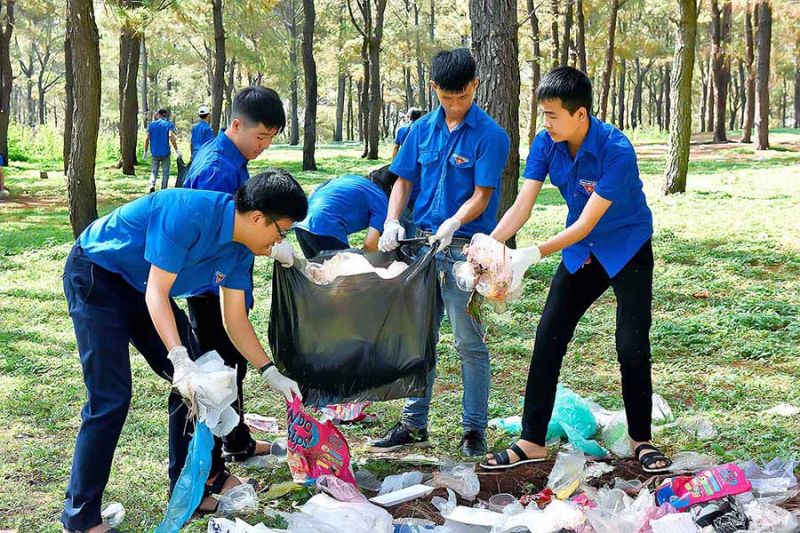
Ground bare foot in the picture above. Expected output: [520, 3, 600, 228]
[253, 440, 271, 456]
[631, 439, 669, 470]
[483, 439, 547, 466]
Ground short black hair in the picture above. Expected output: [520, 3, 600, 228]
[367, 165, 399, 198]
[157, 108, 169, 117]
[234, 168, 308, 221]
[199, 112, 209, 119]
[231, 86, 286, 133]
[408, 108, 423, 121]
[536, 66, 593, 115]
[431, 48, 476, 93]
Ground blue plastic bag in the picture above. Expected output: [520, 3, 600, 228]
[154, 422, 214, 533]
[547, 385, 608, 457]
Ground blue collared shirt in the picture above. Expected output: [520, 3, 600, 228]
[395, 125, 411, 146]
[390, 104, 510, 238]
[295, 174, 388, 244]
[524, 115, 653, 277]
[78, 189, 254, 298]
[191, 121, 215, 158]
[182, 132, 249, 195]
[147, 118, 176, 157]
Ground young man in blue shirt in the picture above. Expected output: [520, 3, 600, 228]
[480, 67, 671, 473]
[60, 171, 308, 533]
[183, 86, 293, 464]
[143, 108, 181, 193]
[294, 166, 397, 257]
[373, 48, 511, 457]
[190, 104, 215, 159]
[391, 107, 423, 161]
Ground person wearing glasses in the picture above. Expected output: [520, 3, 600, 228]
[182, 86, 294, 465]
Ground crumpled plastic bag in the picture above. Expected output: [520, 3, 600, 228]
[488, 416, 522, 434]
[739, 456, 799, 504]
[208, 517, 283, 533]
[432, 488, 458, 516]
[638, 502, 678, 533]
[430, 463, 480, 500]
[354, 468, 382, 492]
[547, 385, 608, 457]
[585, 487, 653, 533]
[286, 396, 357, 485]
[305, 252, 408, 284]
[656, 463, 752, 511]
[668, 451, 716, 473]
[378, 471, 424, 495]
[491, 499, 586, 533]
[547, 449, 587, 499]
[319, 401, 374, 424]
[316, 474, 368, 503]
[742, 499, 800, 532]
[216, 483, 259, 514]
[648, 513, 699, 533]
[601, 411, 632, 457]
[288, 493, 393, 533]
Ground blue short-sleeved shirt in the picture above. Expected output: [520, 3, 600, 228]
[390, 104, 510, 238]
[147, 118, 177, 158]
[294, 174, 388, 244]
[182, 132, 249, 195]
[395, 125, 411, 146]
[191, 121, 215, 157]
[524, 115, 653, 277]
[78, 189, 254, 299]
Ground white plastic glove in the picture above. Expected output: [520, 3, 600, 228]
[168, 345, 200, 399]
[269, 241, 295, 267]
[378, 219, 405, 252]
[175, 149, 183, 160]
[429, 217, 461, 251]
[142, 149, 149, 160]
[261, 365, 302, 402]
[509, 245, 542, 292]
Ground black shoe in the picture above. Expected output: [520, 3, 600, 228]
[148, 186, 155, 194]
[368, 421, 430, 452]
[459, 430, 487, 457]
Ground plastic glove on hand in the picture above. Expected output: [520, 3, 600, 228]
[378, 219, 405, 252]
[167, 345, 199, 399]
[428, 217, 461, 252]
[262, 365, 302, 402]
[509, 245, 542, 293]
[269, 241, 295, 267]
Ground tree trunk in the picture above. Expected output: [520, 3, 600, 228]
[63, 31, 73, 172]
[711, 0, 731, 142]
[550, 0, 559, 68]
[527, 0, 541, 145]
[289, 15, 300, 146]
[428, 0, 437, 110]
[741, 1, 755, 142]
[598, 0, 618, 121]
[664, 0, 698, 195]
[118, 0, 142, 176]
[699, 56, 708, 131]
[223, 57, 235, 125]
[470, 0, 520, 246]
[738, 59, 746, 128]
[334, 73, 346, 141]
[356, 78, 364, 142]
[705, 55, 715, 132]
[347, 74, 354, 140]
[0, 0, 14, 166]
[66, 0, 100, 236]
[754, 0, 771, 150]
[403, 67, 413, 108]
[794, 36, 800, 128]
[617, 57, 626, 129]
[301, 0, 317, 170]
[211, 0, 226, 134]
[140, 36, 149, 130]
[575, 0, 586, 73]
[560, 0, 573, 67]
[365, 0, 388, 160]
[414, 0, 426, 109]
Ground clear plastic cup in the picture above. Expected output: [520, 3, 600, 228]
[270, 437, 288, 460]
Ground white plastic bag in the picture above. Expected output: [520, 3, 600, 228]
[216, 483, 259, 514]
[431, 462, 481, 501]
[742, 499, 800, 532]
[585, 487, 654, 533]
[208, 517, 283, 533]
[289, 493, 393, 533]
[378, 471, 424, 495]
[546, 450, 586, 499]
[491, 499, 585, 533]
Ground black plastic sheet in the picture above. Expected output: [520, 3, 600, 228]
[268, 243, 437, 406]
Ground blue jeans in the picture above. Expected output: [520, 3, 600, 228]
[61, 244, 203, 531]
[402, 241, 490, 433]
[149, 154, 171, 190]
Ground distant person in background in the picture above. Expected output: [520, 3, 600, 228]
[191, 105, 215, 160]
[143, 108, 181, 194]
[392, 108, 424, 238]
[391, 107, 423, 161]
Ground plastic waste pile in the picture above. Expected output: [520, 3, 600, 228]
[305, 251, 408, 284]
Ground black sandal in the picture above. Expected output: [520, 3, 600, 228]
[634, 443, 673, 473]
[480, 442, 546, 470]
[223, 438, 270, 463]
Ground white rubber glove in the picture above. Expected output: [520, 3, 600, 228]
[509, 245, 542, 292]
[269, 241, 295, 267]
[378, 219, 405, 252]
[175, 149, 183, 160]
[142, 150, 149, 160]
[261, 365, 302, 402]
[167, 345, 199, 399]
[429, 217, 461, 251]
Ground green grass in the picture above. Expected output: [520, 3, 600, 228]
[1, 134, 799, 531]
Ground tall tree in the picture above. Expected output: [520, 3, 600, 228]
[63, 28, 73, 172]
[560, 0, 573, 67]
[754, 0, 771, 150]
[118, 0, 143, 176]
[140, 37, 148, 129]
[333, 0, 346, 142]
[301, 0, 317, 170]
[66, 0, 100, 236]
[526, 0, 541, 144]
[550, 0, 559, 68]
[710, 0, 731, 142]
[598, 0, 619, 121]
[211, 0, 226, 134]
[794, 34, 800, 129]
[664, 0, 698, 195]
[617, 57, 626, 129]
[740, 0, 755, 142]
[413, 0, 426, 109]
[470, 0, 520, 245]
[575, 0, 586, 73]
[0, 0, 14, 166]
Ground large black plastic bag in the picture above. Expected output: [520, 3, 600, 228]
[268, 244, 437, 406]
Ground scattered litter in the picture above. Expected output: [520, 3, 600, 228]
[739, 456, 799, 504]
[486, 493, 517, 513]
[399, 454, 441, 465]
[585, 461, 615, 480]
[547, 385, 608, 457]
[430, 463, 480, 501]
[656, 463, 752, 510]
[601, 411, 631, 457]
[288, 493, 393, 533]
[487, 416, 521, 435]
[742, 499, 800, 532]
[370, 484, 434, 507]
[651, 393, 674, 422]
[678, 416, 717, 441]
[669, 451, 716, 473]
[319, 402, 377, 424]
[305, 252, 408, 284]
[101, 502, 125, 528]
[648, 512, 699, 533]
[445, 506, 505, 528]
[432, 488, 457, 516]
[764, 403, 800, 417]
[208, 517, 283, 532]
[243, 414, 279, 434]
[393, 517, 438, 532]
[546, 449, 586, 499]
[316, 474, 368, 503]
[264, 480, 303, 500]
[379, 471, 424, 495]
[612, 477, 643, 493]
[519, 488, 554, 508]
[491, 499, 586, 533]
[215, 483, 258, 515]
[354, 468, 382, 492]
[585, 487, 653, 533]
[638, 501, 677, 533]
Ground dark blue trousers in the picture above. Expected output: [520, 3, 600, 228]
[61, 244, 201, 531]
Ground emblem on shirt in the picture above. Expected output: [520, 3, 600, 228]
[453, 154, 470, 166]
[215, 271, 226, 285]
[578, 179, 597, 194]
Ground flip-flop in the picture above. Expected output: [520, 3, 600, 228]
[634, 443, 673, 473]
[479, 442, 546, 470]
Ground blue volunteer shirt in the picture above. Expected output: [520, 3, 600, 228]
[390, 104, 510, 238]
[183, 132, 249, 195]
[395, 125, 411, 146]
[78, 189, 254, 299]
[191, 121, 215, 158]
[295, 174, 388, 244]
[147, 118, 177, 158]
[524, 115, 653, 277]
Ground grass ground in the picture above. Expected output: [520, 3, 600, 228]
[1, 131, 799, 531]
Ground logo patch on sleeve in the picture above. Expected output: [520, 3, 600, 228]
[215, 271, 226, 285]
[453, 154, 470, 166]
[578, 179, 598, 194]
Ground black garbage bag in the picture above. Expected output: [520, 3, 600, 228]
[268, 243, 437, 406]
[175, 155, 189, 188]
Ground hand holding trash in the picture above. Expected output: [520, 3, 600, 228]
[168, 345, 200, 399]
[429, 217, 461, 251]
[269, 241, 295, 268]
[261, 364, 302, 401]
[378, 219, 405, 252]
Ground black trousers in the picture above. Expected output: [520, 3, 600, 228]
[295, 227, 349, 260]
[521, 240, 654, 445]
[186, 293, 256, 463]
